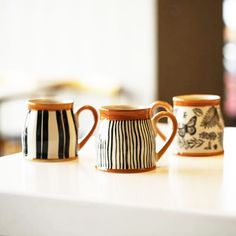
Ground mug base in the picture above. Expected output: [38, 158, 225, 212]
[175, 150, 224, 157]
[95, 166, 156, 173]
[23, 156, 78, 162]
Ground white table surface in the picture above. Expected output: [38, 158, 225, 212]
[0, 127, 236, 236]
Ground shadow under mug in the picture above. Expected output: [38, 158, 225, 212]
[22, 99, 98, 161]
[154, 95, 225, 157]
[96, 102, 178, 173]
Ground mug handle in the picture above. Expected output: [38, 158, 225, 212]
[150, 101, 173, 141]
[151, 111, 177, 161]
[75, 105, 98, 150]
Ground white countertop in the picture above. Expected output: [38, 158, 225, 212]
[0, 127, 236, 236]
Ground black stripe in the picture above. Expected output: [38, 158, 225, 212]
[121, 120, 126, 169]
[116, 121, 121, 169]
[128, 120, 134, 169]
[70, 109, 78, 156]
[139, 120, 144, 168]
[118, 121, 122, 169]
[148, 121, 155, 167]
[133, 120, 138, 169]
[143, 121, 150, 167]
[41, 110, 49, 159]
[62, 110, 70, 158]
[145, 121, 151, 167]
[107, 121, 112, 169]
[36, 110, 42, 158]
[23, 110, 31, 156]
[134, 120, 141, 169]
[137, 120, 143, 169]
[56, 111, 64, 159]
[110, 121, 115, 169]
[138, 120, 143, 168]
[112, 120, 117, 169]
[140, 120, 147, 168]
[124, 121, 129, 169]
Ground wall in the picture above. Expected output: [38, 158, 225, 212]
[0, 0, 157, 138]
[158, 0, 223, 104]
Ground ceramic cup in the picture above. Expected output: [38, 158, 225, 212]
[22, 99, 98, 161]
[96, 102, 177, 173]
[172, 94, 224, 156]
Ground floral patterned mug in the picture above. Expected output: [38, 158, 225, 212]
[172, 94, 224, 156]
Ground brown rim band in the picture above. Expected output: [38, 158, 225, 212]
[175, 150, 224, 157]
[96, 166, 156, 173]
[173, 94, 220, 107]
[28, 99, 73, 111]
[99, 107, 151, 120]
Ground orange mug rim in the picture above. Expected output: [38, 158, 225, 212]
[28, 98, 74, 110]
[173, 94, 221, 106]
[99, 104, 151, 120]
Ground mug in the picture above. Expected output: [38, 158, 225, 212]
[96, 102, 177, 173]
[22, 99, 98, 161]
[172, 94, 224, 156]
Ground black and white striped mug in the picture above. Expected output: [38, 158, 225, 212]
[96, 103, 178, 173]
[22, 99, 98, 161]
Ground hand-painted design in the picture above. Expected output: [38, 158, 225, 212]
[177, 137, 204, 149]
[178, 116, 197, 137]
[183, 112, 188, 118]
[217, 132, 223, 148]
[192, 108, 203, 117]
[213, 144, 218, 150]
[200, 106, 222, 129]
[204, 141, 212, 150]
[97, 120, 156, 170]
[199, 131, 217, 141]
[22, 109, 77, 160]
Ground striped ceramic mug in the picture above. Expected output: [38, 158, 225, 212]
[22, 99, 98, 161]
[96, 102, 178, 173]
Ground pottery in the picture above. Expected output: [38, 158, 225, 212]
[172, 94, 224, 156]
[22, 99, 98, 161]
[96, 102, 177, 173]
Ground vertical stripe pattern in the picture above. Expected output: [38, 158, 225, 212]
[97, 120, 156, 170]
[22, 109, 77, 160]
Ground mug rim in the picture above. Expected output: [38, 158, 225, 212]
[28, 98, 74, 110]
[99, 104, 151, 120]
[173, 94, 220, 106]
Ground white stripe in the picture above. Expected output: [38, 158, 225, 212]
[139, 120, 145, 169]
[111, 121, 116, 169]
[47, 111, 59, 159]
[27, 111, 38, 159]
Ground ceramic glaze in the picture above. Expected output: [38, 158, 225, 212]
[22, 99, 98, 161]
[97, 119, 156, 170]
[22, 109, 78, 160]
[173, 95, 224, 156]
[97, 102, 177, 173]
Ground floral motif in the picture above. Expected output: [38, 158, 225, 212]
[177, 137, 204, 150]
[200, 106, 222, 129]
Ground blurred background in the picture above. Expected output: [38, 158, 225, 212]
[0, 0, 234, 156]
